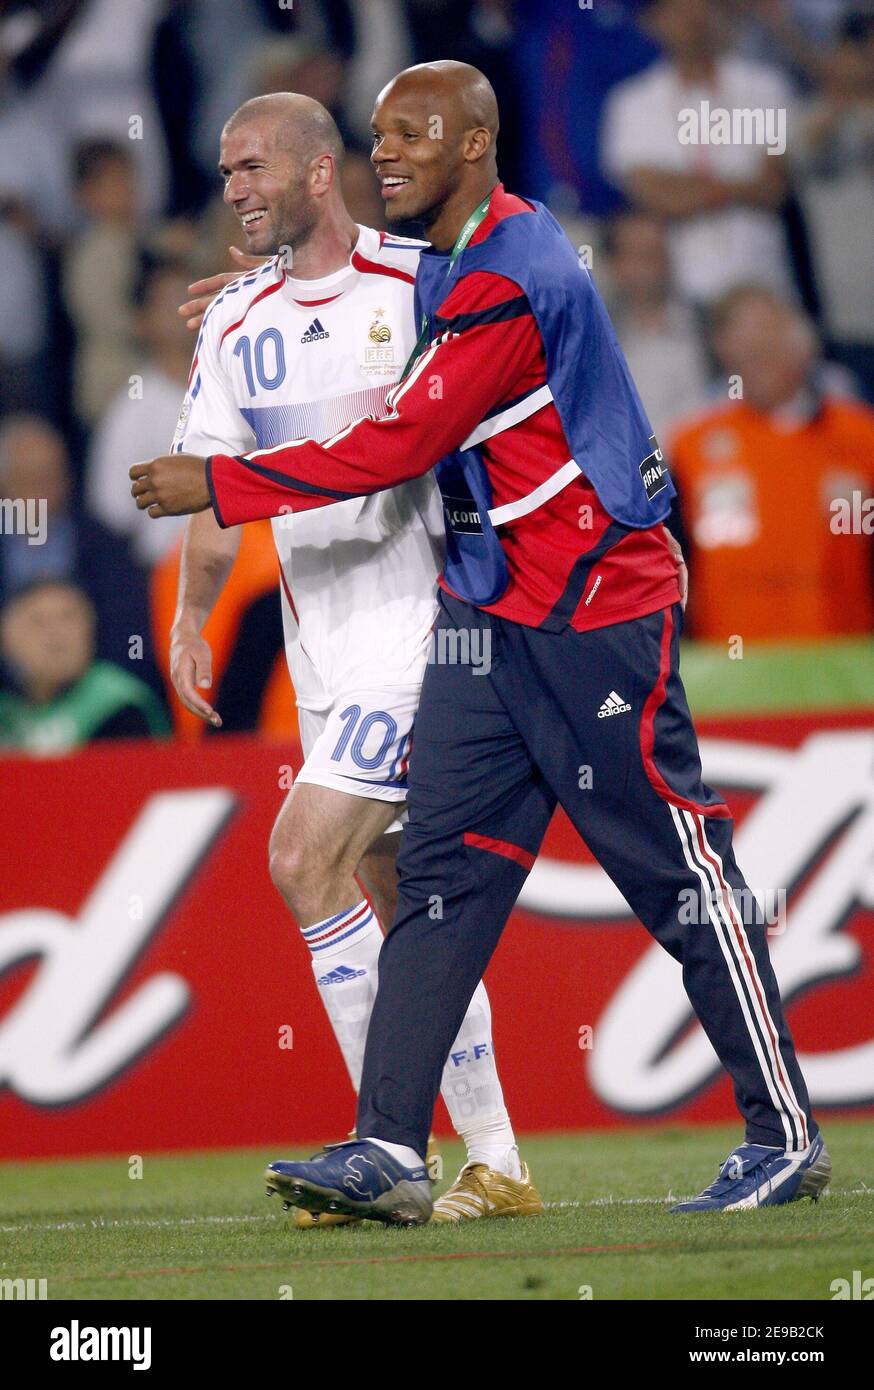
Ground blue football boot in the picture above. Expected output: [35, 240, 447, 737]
[265, 1138, 432, 1226]
[671, 1133, 831, 1213]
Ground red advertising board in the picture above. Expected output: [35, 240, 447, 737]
[0, 711, 872, 1158]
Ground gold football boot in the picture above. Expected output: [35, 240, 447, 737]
[430, 1161, 542, 1223]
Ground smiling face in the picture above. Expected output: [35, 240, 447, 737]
[219, 117, 318, 256]
[369, 78, 470, 231]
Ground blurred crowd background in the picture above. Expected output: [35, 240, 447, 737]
[0, 0, 872, 754]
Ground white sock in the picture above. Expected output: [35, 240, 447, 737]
[302, 900, 382, 1092]
[305, 908, 520, 1178]
[363, 1137, 425, 1169]
[440, 981, 522, 1180]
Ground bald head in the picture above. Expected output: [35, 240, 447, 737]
[223, 93, 343, 167]
[370, 61, 500, 246]
[710, 286, 818, 412]
[388, 61, 499, 140]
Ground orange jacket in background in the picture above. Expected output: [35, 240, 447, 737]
[668, 396, 874, 641]
[150, 520, 296, 741]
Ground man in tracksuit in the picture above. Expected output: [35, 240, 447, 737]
[132, 60, 829, 1223]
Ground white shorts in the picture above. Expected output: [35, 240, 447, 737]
[296, 687, 419, 833]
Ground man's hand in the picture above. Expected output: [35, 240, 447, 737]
[663, 525, 688, 611]
[130, 455, 211, 517]
[178, 247, 267, 330]
[170, 625, 222, 727]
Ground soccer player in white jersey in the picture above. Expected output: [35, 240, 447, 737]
[169, 93, 540, 1224]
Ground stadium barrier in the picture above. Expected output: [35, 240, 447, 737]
[1, 641, 872, 1158]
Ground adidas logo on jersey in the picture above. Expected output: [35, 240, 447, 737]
[597, 690, 631, 718]
[301, 318, 329, 344]
[316, 964, 367, 986]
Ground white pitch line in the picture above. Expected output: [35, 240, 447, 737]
[1, 1186, 870, 1234]
[0, 1213, 272, 1235]
[546, 1186, 872, 1211]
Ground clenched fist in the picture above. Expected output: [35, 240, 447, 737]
[130, 455, 211, 517]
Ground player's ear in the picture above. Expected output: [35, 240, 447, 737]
[463, 126, 492, 164]
[309, 152, 336, 196]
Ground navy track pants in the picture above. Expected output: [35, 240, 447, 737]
[356, 591, 815, 1157]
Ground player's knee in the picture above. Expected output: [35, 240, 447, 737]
[268, 835, 344, 907]
[268, 837, 309, 898]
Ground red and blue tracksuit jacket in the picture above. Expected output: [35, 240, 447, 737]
[206, 184, 682, 634]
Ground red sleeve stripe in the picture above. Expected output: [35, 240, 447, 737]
[218, 274, 285, 346]
[350, 250, 416, 285]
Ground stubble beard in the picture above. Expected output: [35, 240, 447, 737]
[268, 181, 319, 264]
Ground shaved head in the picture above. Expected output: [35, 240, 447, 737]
[223, 92, 343, 166]
[389, 60, 499, 140]
[711, 285, 818, 411]
[219, 92, 350, 258]
[370, 61, 500, 247]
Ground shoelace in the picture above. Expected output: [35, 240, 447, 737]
[438, 1166, 492, 1210]
[702, 1157, 774, 1205]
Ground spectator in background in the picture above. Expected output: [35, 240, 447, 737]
[0, 196, 51, 416]
[793, 11, 874, 400]
[0, 0, 168, 230]
[152, 0, 355, 217]
[602, 0, 794, 306]
[0, 579, 168, 753]
[731, 0, 861, 90]
[248, 36, 349, 132]
[86, 253, 192, 564]
[0, 0, 90, 239]
[342, 0, 413, 144]
[514, 0, 660, 216]
[0, 414, 157, 683]
[26, 0, 168, 219]
[63, 139, 139, 426]
[668, 285, 874, 642]
[0, 8, 71, 422]
[401, 0, 522, 190]
[601, 211, 709, 441]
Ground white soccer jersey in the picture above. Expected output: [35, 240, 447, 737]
[171, 225, 445, 711]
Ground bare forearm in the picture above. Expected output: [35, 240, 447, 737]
[728, 157, 786, 211]
[173, 509, 241, 634]
[627, 169, 731, 219]
[627, 161, 785, 219]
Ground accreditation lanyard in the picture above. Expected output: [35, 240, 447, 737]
[399, 192, 493, 382]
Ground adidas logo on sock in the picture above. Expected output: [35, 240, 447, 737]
[317, 964, 367, 986]
[301, 317, 329, 343]
[597, 690, 631, 718]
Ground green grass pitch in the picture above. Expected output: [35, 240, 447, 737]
[2, 1120, 871, 1301]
